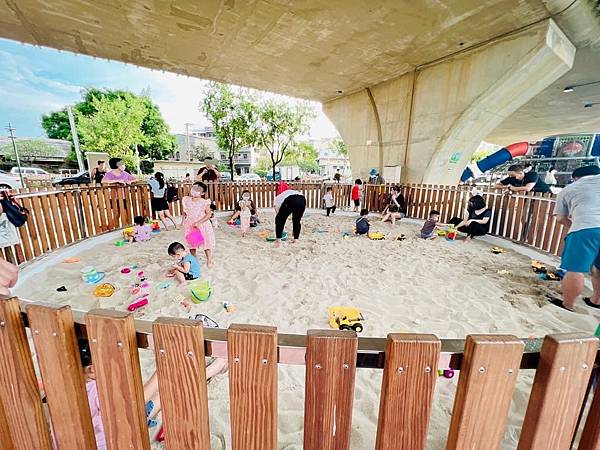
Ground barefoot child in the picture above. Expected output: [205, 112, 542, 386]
[355, 209, 370, 235]
[323, 186, 336, 216]
[182, 182, 216, 267]
[239, 192, 252, 237]
[167, 241, 201, 284]
[126, 216, 152, 243]
[420, 210, 446, 239]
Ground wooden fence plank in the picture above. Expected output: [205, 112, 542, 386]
[304, 329, 358, 450]
[0, 397, 15, 450]
[579, 373, 600, 450]
[375, 333, 440, 450]
[89, 187, 102, 235]
[32, 196, 50, 253]
[517, 333, 598, 450]
[47, 193, 65, 247]
[56, 192, 74, 244]
[65, 190, 82, 241]
[446, 335, 523, 450]
[27, 304, 97, 450]
[153, 318, 211, 450]
[228, 324, 278, 450]
[86, 309, 150, 450]
[0, 298, 53, 449]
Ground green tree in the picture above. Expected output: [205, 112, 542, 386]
[332, 138, 348, 156]
[76, 96, 146, 170]
[283, 142, 319, 174]
[201, 82, 256, 180]
[41, 87, 176, 164]
[0, 140, 61, 160]
[254, 100, 315, 180]
[190, 142, 212, 161]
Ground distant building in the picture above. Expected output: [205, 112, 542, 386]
[0, 137, 73, 172]
[314, 139, 350, 180]
[173, 134, 220, 162]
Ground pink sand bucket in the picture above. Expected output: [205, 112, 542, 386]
[128, 296, 148, 312]
[185, 228, 205, 247]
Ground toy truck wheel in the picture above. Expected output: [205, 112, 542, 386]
[339, 324, 350, 331]
[352, 323, 363, 333]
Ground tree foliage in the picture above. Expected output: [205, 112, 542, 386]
[201, 82, 256, 179]
[76, 96, 146, 170]
[331, 138, 348, 156]
[0, 140, 62, 160]
[283, 142, 319, 174]
[253, 100, 314, 180]
[190, 142, 213, 161]
[41, 87, 176, 169]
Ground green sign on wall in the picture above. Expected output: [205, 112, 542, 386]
[449, 152, 462, 164]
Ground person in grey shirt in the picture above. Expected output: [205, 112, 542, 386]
[550, 165, 600, 311]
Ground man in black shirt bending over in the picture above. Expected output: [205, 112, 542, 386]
[495, 164, 551, 194]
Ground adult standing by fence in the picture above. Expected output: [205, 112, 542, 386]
[274, 186, 306, 248]
[148, 172, 178, 230]
[90, 160, 106, 185]
[101, 158, 136, 186]
[549, 165, 600, 311]
[196, 157, 220, 183]
[495, 164, 551, 194]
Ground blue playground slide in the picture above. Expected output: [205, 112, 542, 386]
[461, 142, 529, 182]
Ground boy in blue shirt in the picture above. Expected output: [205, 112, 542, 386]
[168, 241, 201, 284]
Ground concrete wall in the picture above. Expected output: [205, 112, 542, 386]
[324, 19, 575, 185]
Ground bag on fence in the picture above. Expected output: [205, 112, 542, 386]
[166, 185, 179, 203]
[0, 191, 28, 228]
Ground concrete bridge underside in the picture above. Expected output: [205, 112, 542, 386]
[1, 0, 599, 183]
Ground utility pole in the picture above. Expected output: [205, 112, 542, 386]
[5, 123, 24, 187]
[185, 122, 193, 161]
[67, 106, 85, 172]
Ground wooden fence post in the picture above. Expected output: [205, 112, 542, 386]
[304, 330, 358, 450]
[228, 324, 278, 450]
[86, 310, 150, 450]
[517, 333, 598, 450]
[0, 298, 53, 450]
[27, 304, 97, 450]
[446, 335, 523, 450]
[579, 370, 600, 450]
[153, 318, 211, 450]
[375, 334, 440, 450]
[0, 396, 15, 450]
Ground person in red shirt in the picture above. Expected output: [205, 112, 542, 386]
[351, 179, 362, 212]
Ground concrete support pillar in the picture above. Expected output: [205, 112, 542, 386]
[324, 19, 575, 184]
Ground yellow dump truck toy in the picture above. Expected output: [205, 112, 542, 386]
[328, 306, 364, 333]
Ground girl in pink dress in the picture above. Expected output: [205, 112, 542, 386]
[182, 182, 216, 267]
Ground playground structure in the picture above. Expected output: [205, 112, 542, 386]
[461, 133, 600, 184]
[0, 182, 598, 449]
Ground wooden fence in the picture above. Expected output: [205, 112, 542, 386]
[0, 299, 598, 449]
[3, 181, 567, 264]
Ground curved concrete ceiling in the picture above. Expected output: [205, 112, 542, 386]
[0, 0, 555, 101]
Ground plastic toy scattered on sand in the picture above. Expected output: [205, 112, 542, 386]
[191, 314, 219, 328]
[438, 369, 455, 379]
[223, 301, 236, 313]
[190, 280, 212, 303]
[81, 266, 105, 284]
[368, 232, 385, 240]
[395, 234, 406, 241]
[128, 296, 148, 312]
[94, 283, 116, 297]
[435, 229, 447, 237]
[56, 286, 67, 292]
[497, 269, 512, 275]
[123, 227, 135, 240]
[155, 281, 171, 290]
[538, 271, 561, 281]
[257, 230, 269, 239]
[328, 306, 364, 333]
[121, 267, 132, 274]
[531, 260, 547, 273]
[115, 240, 127, 247]
[491, 247, 505, 254]
[63, 257, 80, 263]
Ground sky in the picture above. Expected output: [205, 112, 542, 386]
[0, 38, 339, 140]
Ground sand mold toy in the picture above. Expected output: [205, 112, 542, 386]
[94, 283, 116, 297]
[190, 280, 212, 303]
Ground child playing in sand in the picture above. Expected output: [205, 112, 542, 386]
[323, 186, 336, 216]
[167, 241, 201, 284]
[355, 209, 370, 235]
[238, 192, 252, 237]
[351, 179, 362, 212]
[126, 216, 152, 243]
[182, 182, 216, 267]
[420, 210, 446, 239]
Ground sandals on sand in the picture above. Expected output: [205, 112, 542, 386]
[545, 295, 574, 312]
[583, 297, 600, 309]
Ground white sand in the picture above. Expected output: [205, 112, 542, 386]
[17, 211, 599, 449]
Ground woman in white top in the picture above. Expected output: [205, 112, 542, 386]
[147, 172, 178, 230]
[274, 187, 306, 247]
